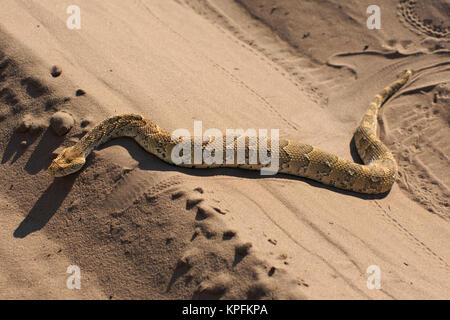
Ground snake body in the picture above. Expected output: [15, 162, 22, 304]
[48, 70, 412, 194]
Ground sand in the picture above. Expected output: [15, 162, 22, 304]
[0, 0, 449, 299]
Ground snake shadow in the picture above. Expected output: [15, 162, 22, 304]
[13, 170, 78, 238]
[102, 138, 390, 201]
[3, 126, 74, 238]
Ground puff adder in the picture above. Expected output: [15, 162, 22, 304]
[48, 70, 412, 194]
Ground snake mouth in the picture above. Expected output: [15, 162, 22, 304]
[50, 160, 63, 169]
[48, 160, 64, 176]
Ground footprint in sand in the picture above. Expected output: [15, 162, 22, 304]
[397, 0, 450, 39]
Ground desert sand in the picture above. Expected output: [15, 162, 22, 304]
[0, 0, 449, 299]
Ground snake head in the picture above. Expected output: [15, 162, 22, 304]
[48, 146, 86, 177]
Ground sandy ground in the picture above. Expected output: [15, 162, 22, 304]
[0, 0, 449, 299]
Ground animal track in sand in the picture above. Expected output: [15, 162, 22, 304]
[167, 186, 299, 298]
[0, 56, 29, 116]
[180, 0, 328, 106]
[103, 171, 183, 214]
[397, 0, 450, 39]
[182, 187, 229, 222]
[374, 201, 450, 272]
[140, 0, 304, 131]
[387, 87, 450, 221]
[0, 49, 69, 168]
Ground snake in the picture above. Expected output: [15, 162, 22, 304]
[48, 70, 412, 194]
